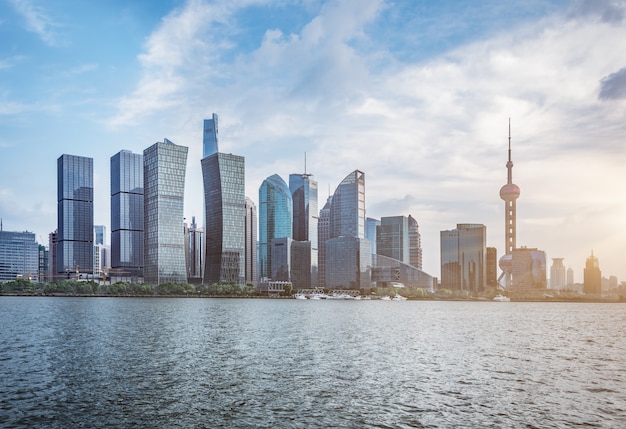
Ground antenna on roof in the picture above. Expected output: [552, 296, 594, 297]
[304, 152, 307, 175]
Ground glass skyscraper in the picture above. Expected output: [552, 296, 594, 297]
[201, 117, 245, 286]
[317, 196, 332, 289]
[143, 139, 188, 285]
[111, 150, 144, 279]
[57, 154, 93, 277]
[244, 197, 257, 286]
[289, 173, 318, 288]
[377, 216, 409, 265]
[440, 223, 486, 292]
[325, 170, 371, 289]
[258, 174, 292, 281]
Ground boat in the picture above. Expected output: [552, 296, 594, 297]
[493, 294, 511, 302]
[392, 295, 407, 301]
[294, 294, 308, 300]
[309, 293, 328, 300]
[379, 295, 391, 300]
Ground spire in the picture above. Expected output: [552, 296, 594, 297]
[507, 117, 513, 184]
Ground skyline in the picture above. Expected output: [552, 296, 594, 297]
[1, 0, 625, 282]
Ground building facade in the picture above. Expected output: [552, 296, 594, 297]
[486, 247, 498, 289]
[365, 217, 380, 257]
[202, 151, 245, 286]
[408, 215, 423, 270]
[57, 154, 94, 277]
[440, 224, 487, 292]
[258, 174, 292, 281]
[244, 197, 257, 286]
[111, 150, 144, 280]
[0, 230, 39, 282]
[510, 247, 547, 291]
[583, 251, 602, 295]
[550, 258, 566, 289]
[289, 173, 318, 289]
[184, 216, 203, 282]
[377, 216, 409, 265]
[317, 196, 332, 289]
[143, 139, 188, 285]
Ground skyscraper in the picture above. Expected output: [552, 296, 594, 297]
[202, 115, 245, 286]
[498, 121, 520, 288]
[184, 216, 203, 282]
[143, 139, 188, 285]
[550, 258, 566, 289]
[317, 196, 332, 289]
[244, 197, 258, 286]
[583, 251, 602, 295]
[377, 216, 409, 264]
[0, 229, 39, 282]
[510, 247, 547, 290]
[408, 215, 423, 270]
[325, 170, 371, 289]
[289, 172, 318, 288]
[57, 154, 93, 277]
[440, 224, 487, 292]
[365, 217, 380, 257]
[258, 174, 292, 281]
[111, 150, 144, 280]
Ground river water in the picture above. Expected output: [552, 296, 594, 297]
[1, 297, 624, 428]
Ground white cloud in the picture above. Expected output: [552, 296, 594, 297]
[8, 0, 62, 46]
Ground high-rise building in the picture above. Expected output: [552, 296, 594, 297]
[377, 216, 409, 264]
[202, 115, 245, 286]
[0, 229, 39, 282]
[48, 230, 57, 282]
[440, 224, 487, 292]
[184, 216, 203, 282]
[317, 196, 332, 289]
[57, 154, 94, 277]
[289, 172, 318, 288]
[111, 150, 144, 280]
[38, 244, 48, 283]
[259, 174, 292, 281]
[550, 258, 566, 289]
[244, 197, 258, 286]
[567, 266, 574, 286]
[408, 215, 423, 270]
[583, 251, 602, 295]
[498, 121, 520, 288]
[510, 247, 546, 290]
[94, 225, 106, 246]
[486, 247, 498, 289]
[143, 139, 188, 285]
[325, 170, 371, 289]
[365, 217, 380, 257]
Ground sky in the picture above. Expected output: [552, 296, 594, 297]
[1, 0, 626, 284]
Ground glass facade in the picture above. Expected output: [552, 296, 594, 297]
[244, 197, 257, 286]
[202, 152, 245, 285]
[57, 154, 94, 276]
[365, 217, 380, 257]
[316, 196, 332, 289]
[329, 170, 366, 239]
[377, 216, 409, 265]
[289, 173, 318, 288]
[0, 230, 39, 282]
[111, 150, 144, 279]
[258, 174, 292, 281]
[440, 224, 486, 292]
[203, 113, 219, 158]
[143, 140, 188, 285]
[408, 215, 422, 270]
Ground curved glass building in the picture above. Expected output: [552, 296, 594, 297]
[258, 174, 292, 281]
[143, 139, 188, 285]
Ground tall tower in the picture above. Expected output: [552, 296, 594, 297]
[498, 120, 520, 288]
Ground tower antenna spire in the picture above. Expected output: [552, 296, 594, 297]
[304, 152, 307, 175]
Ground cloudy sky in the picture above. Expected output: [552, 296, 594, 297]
[1, 0, 625, 283]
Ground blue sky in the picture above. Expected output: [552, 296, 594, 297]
[2, 0, 626, 283]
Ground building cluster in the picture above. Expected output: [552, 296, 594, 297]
[0, 116, 619, 295]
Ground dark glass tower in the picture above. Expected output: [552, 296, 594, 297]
[259, 174, 292, 281]
[289, 173, 318, 288]
[111, 150, 144, 279]
[57, 154, 93, 277]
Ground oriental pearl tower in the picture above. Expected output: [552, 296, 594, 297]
[498, 119, 520, 289]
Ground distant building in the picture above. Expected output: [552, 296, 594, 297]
[270, 237, 292, 282]
[510, 247, 547, 291]
[583, 251, 602, 295]
[377, 216, 409, 264]
[94, 225, 106, 246]
[48, 230, 57, 282]
[38, 244, 48, 283]
[244, 197, 257, 286]
[259, 174, 292, 281]
[57, 154, 94, 278]
[408, 215, 423, 270]
[440, 224, 486, 292]
[289, 172, 318, 288]
[550, 258, 566, 289]
[143, 139, 188, 285]
[365, 217, 380, 258]
[184, 216, 203, 282]
[201, 115, 245, 286]
[567, 266, 574, 286]
[486, 247, 497, 289]
[325, 170, 371, 289]
[317, 196, 332, 289]
[0, 229, 39, 282]
[111, 150, 144, 280]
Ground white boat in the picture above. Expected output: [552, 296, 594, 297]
[392, 295, 407, 301]
[379, 295, 391, 300]
[493, 294, 511, 302]
[294, 294, 308, 300]
[309, 293, 328, 300]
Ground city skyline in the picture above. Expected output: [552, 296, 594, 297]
[1, 1, 625, 281]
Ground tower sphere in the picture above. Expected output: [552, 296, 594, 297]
[498, 253, 512, 270]
[499, 183, 520, 200]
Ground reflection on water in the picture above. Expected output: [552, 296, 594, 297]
[1, 297, 625, 428]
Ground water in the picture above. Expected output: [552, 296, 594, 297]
[1, 297, 625, 428]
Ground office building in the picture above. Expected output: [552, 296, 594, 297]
[365, 217, 380, 257]
[57, 154, 94, 277]
[486, 247, 498, 289]
[408, 215, 423, 270]
[317, 196, 332, 289]
[244, 197, 257, 286]
[325, 170, 371, 289]
[289, 172, 318, 288]
[48, 230, 57, 282]
[377, 216, 409, 264]
[583, 251, 602, 295]
[550, 258, 566, 289]
[440, 224, 486, 292]
[202, 115, 245, 286]
[184, 216, 203, 282]
[510, 247, 547, 290]
[38, 244, 48, 283]
[259, 174, 292, 281]
[111, 150, 144, 280]
[0, 229, 39, 282]
[143, 139, 188, 285]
